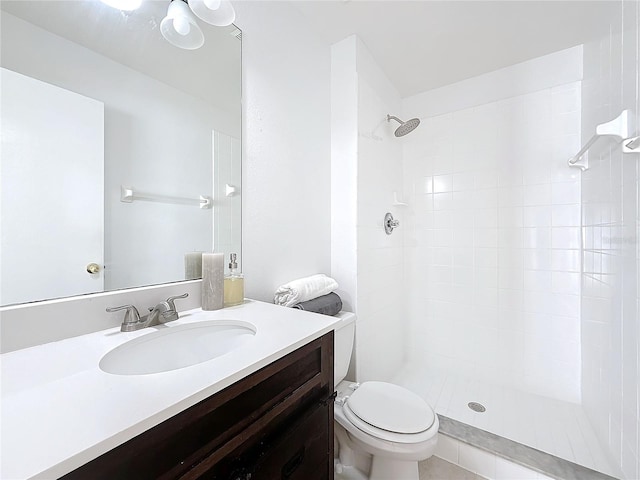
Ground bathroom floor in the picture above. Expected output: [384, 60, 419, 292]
[334, 457, 482, 480]
[419, 457, 486, 480]
[393, 363, 615, 477]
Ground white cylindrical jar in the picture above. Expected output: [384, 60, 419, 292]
[201, 252, 224, 310]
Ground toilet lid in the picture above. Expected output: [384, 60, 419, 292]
[346, 381, 435, 434]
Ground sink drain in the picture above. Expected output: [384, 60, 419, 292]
[468, 402, 486, 413]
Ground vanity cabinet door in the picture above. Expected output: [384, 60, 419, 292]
[197, 394, 333, 480]
[250, 398, 332, 480]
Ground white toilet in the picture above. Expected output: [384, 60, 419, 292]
[333, 312, 438, 480]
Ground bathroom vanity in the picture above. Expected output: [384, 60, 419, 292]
[0, 300, 339, 479]
[63, 332, 334, 480]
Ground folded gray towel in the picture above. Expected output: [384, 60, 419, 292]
[292, 292, 342, 316]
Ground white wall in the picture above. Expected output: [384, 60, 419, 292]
[331, 36, 359, 316]
[580, 0, 640, 477]
[355, 38, 406, 383]
[401, 47, 584, 403]
[234, 1, 331, 303]
[1, 13, 238, 293]
[403, 46, 584, 120]
[331, 36, 406, 383]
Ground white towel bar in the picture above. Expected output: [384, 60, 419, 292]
[120, 186, 212, 209]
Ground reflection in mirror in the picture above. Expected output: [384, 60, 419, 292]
[0, 0, 241, 306]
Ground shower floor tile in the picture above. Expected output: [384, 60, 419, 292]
[392, 363, 618, 478]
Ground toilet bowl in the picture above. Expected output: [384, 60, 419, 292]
[332, 312, 438, 480]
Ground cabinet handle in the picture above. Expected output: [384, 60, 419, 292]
[321, 391, 337, 406]
[281, 446, 305, 479]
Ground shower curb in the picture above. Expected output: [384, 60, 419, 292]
[437, 414, 620, 480]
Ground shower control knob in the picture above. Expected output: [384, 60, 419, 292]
[384, 212, 399, 235]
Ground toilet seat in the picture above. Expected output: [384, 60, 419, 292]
[342, 381, 436, 444]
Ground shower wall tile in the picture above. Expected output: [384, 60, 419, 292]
[580, 1, 640, 476]
[403, 56, 583, 402]
[552, 181, 580, 204]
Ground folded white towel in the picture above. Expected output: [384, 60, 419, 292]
[274, 274, 339, 307]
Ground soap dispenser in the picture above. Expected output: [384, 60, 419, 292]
[224, 253, 244, 307]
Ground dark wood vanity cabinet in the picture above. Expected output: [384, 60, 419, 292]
[62, 332, 334, 480]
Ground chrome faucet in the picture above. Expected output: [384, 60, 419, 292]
[106, 293, 189, 332]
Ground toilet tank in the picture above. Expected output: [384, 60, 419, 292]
[333, 311, 356, 386]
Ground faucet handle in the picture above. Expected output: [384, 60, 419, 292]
[106, 305, 141, 325]
[166, 293, 188, 311]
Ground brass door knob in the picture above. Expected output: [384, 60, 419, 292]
[86, 263, 101, 274]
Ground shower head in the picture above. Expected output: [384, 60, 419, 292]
[387, 114, 420, 137]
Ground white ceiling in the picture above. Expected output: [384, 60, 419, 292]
[3, 1, 620, 104]
[290, 0, 621, 98]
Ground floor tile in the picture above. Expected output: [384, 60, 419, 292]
[419, 456, 486, 480]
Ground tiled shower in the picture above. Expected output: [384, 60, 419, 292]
[397, 4, 640, 478]
[333, 1, 639, 478]
[401, 51, 583, 403]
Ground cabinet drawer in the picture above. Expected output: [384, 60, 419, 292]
[61, 332, 333, 480]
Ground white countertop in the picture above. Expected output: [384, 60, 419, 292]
[0, 300, 341, 480]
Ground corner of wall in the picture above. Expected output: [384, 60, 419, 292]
[330, 35, 359, 314]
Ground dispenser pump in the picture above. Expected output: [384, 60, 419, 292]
[229, 253, 238, 271]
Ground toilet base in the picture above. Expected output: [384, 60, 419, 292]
[335, 422, 426, 480]
[334, 459, 369, 480]
[334, 451, 420, 480]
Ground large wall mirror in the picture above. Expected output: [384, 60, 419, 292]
[0, 0, 242, 306]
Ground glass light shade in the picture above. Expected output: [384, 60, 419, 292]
[203, 0, 221, 9]
[100, 0, 142, 11]
[189, 0, 235, 27]
[160, 0, 204, 50]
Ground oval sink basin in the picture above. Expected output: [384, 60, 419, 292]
[100, 320, 256, 375]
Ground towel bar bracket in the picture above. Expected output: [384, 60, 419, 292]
[623, 136, 640, 154]
[568, 110, 632, 171]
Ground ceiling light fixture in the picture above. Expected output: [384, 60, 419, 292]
[189, 0, 236, 27]
[100, 0, 142, 11]
[160, 0, 204, 50]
